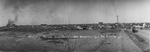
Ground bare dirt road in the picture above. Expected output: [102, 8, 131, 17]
[104, 30, 143, 52]
[134, 29, 150, 52]
[0, 30, 144, 52]
[135, 30, 150, 43]
[120, 30, 143, 52]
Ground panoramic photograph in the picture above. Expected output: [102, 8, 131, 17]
[0, 0, 149, 52]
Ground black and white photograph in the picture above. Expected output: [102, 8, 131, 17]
[0, 0, 149, 52]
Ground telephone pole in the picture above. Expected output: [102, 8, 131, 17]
[117, 15, 119, 23]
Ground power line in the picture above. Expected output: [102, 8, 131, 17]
[110, 0, 119, 23]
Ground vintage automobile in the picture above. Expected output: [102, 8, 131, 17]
[132, 27, 138, 33]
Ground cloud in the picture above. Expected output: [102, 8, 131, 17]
[0, 0, 149, 26]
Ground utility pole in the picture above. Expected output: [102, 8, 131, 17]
[66, 17, 69, 24]
[67, 17, 68, 24]
[68, 17, 70, 24]
[111, 0, 119, 23]
[117, 15, 119, 23]
[67, 17, 70, 25]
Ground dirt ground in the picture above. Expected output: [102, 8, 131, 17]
[125, 30, 150, 52]
[0, 29, 146, 52]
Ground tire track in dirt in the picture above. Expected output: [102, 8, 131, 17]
[121, 30, 143, 52]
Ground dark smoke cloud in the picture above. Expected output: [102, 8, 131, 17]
[1, 0, 52, 25]
[1, 0, 108, 25]
[0, 0, 148, 26]
[3, 0, 49, 8]
[2, 0, 99, 8]
[1, 0, 53, 23]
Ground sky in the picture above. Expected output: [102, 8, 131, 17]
[0, 0, 150, 26]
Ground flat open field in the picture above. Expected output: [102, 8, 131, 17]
[0, 29, 146, 52]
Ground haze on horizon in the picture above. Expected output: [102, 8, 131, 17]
[0, 0, 150, 26]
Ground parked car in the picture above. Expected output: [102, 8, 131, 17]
[132, 27, 138, 33]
